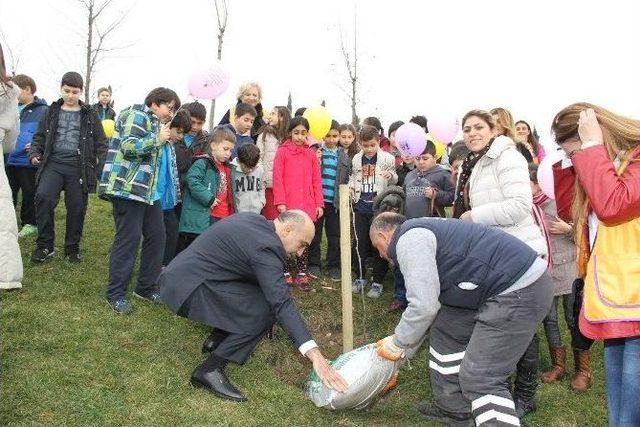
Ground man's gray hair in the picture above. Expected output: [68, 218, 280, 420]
[278, 210, 309, 227]
[370, 212, 407, 233]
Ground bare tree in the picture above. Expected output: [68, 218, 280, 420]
[209, 0, 228, 132]
[338, 10, 360, 126]
[79, 0, 130, 104]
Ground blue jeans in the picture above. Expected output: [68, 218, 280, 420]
[604, 336, 640, 427]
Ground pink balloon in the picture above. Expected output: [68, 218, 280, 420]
[428, 115, 458, 145]
[536, 149, 565, 199]
[395, 123, 426, 157]
[188, 62, 230, 100]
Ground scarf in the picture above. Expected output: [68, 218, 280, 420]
[532, 191, 552, 268]
[452, 139, 493, 218]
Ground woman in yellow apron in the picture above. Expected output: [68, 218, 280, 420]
[552, 103, 640, 427]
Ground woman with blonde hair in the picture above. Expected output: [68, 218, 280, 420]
[491, 107, 534, 163]
[218, 81, 265, 141]
[552, 102, 640, 427]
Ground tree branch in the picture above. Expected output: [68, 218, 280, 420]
[94, 0, 115, 20]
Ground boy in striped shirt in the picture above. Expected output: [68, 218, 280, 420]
[309, 120, 350, 281]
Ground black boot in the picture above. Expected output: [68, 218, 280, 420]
[190, 354, 247, 402]
[513, 335, 539, 418]
[201, 328, 228, 354]
[416, 401, 474, 427]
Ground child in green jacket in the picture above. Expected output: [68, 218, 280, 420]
[178, 127, 237, 249]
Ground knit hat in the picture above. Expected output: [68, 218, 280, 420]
[373, 186, 405, 215]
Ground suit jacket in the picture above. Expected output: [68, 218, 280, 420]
[159, 213, 312, 348]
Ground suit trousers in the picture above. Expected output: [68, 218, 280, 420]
[177, 285, 270, 364]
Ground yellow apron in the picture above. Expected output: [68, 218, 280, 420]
[583, 158, 640, 322]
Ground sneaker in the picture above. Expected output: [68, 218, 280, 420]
[352, 278, 367, 294]
[66, 252, 81, 263]
[18, 224, 38, 238]
[109, 298, 133, 315]
[133, 290, 162, 303]
[284, 273, 294, 286]
[294, 274, 312, 291]
[367, 282, 384, 299]
[308, 266, 321, 279]
[328, 267, 341, 282]
[31, 247, 55, 263]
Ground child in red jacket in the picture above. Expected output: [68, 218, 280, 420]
[272, 116, 324, 290]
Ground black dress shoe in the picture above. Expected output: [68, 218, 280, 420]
[190, 366, 247, 402]
[202, 330, 227, 354]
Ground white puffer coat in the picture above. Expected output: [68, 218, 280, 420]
[468, 136, 547, 256]
[0, 82, 23, 289]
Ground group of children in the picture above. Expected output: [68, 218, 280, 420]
[5, 71, 461, 309]
[5, 71, 463, 314]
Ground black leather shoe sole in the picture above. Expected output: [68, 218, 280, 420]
[189, 377, 247, 402]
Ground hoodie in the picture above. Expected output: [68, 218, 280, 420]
[231, 158, 266, 214]
[403, 165, 454, 219]
[7, 97, 48, 167]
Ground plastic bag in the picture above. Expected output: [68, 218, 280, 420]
[306, 344, 400, 410]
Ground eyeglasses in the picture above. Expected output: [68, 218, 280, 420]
[166, 103, 176, 114]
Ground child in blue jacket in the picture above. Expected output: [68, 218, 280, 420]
[5, 74, 47, 237]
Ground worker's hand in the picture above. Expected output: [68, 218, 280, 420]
[30, 156, 40, 166]
[577, 108, 603, 145]
[306, 347, 348, 393]
[459, 211, 473, 221]
[277, 204, 286, 213]
[211, 198, 220, 207]
[381, 170, 393, 180]
[316, 207, 324, 219]
[157, 122, 171, 144]
[375, 336, 405, 361]
[549, 216, 572, 235]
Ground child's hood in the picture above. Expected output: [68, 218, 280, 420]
[418, 164, 450, 179]
[280, 139, 313, 153]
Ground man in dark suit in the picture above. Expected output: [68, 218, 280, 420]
[159, 210, 347, 402]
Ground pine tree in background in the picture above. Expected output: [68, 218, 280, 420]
[287, 92, 292, 113]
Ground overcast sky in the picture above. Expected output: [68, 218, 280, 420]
[1, 0, 638, 146]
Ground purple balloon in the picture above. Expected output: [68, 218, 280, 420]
[188, 61, 230, 100]
[395, 122, 426, 157]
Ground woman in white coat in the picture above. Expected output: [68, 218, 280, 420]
[455, 109, 546, 419]
[0, 44, 23, 290]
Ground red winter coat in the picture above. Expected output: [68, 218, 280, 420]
[556, 145, 640, 340]
[272, 140, 324, 221]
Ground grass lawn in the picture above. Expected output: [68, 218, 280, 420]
[2, 196, 608, 426]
